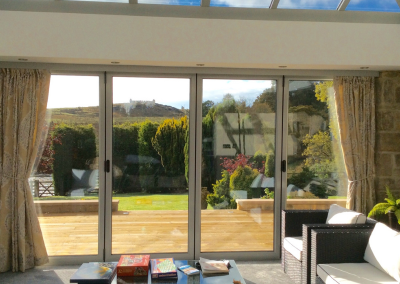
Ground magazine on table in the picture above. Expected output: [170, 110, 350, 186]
[178, 264, 200, 275]
[70, 262, 118, 284]
[198, 258, 229, 275]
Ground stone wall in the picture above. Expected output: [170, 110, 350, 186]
[375, 71, 400, 202]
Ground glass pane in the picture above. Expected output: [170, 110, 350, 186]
[111, 77, 190, 254]
[285, 81, 347, 210]
[138, 0, 201, 6]
[278, 0, 340, 10]
[201, 79, 276, 252]
[31, 75, 100, 256]
[210, 0, 272, 8]
[346, 0, 400, 12]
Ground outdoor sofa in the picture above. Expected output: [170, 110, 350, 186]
[312, 222, 400, 284]
[281, 204, 377, 284]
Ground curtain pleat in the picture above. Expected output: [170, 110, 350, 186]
[0, 69, 50, 272]
[333, 76, 376, 214]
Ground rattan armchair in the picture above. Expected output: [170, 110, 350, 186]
[281, 209, 377, 284]
[310, 228, 374, 284]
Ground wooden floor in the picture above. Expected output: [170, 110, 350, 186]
[38, 210, 274, 256]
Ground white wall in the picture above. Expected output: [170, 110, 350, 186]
[0, 10, 399, 70]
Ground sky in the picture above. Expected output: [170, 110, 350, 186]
[213, 0, 400, 11]
[47, 75, 273, 109]
[66, 0, 400, 11]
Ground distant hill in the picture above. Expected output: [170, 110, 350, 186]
[113, 102, 185, 118]
[48, 103, 186, 125]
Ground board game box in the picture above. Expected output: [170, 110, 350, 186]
[116, 255, 150, 277]
[150, 258, 178, 279]
[70, 262, 118, 284]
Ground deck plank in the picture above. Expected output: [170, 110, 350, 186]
[38, 209, 274, 256]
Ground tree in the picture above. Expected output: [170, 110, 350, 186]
[253, 85, 277, 112]
[152, 116, 188, 177]
[264, 151, 275, 178]
[214, 94, 243, 155]
[138, 120, 160, 189]
[201, 110, 216, 191]
[302, 131, 335, 179]
[202, 100, 214, 117]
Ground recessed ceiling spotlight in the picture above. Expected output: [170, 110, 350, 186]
[18, 58, 28, 61]
[360, 67, 369, 69]
[111, 61, 120, 64]
[279, 66, 287, 68]
[196, 64, 205, 67]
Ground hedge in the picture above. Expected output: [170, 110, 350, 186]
[52, 124, 96, 196]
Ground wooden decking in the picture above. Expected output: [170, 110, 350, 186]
[38, 209, 274, 256]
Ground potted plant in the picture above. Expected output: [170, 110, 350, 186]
[368, 186, 400, 230]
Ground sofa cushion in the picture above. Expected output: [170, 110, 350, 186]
[283, 236, 303, 261]
[364, 222, 400, 282]
[318, 263, 398, 284]
[326, 204, 366, 224]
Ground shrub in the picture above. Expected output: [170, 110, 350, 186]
[138, 120, 160, 189]
[52, 124, 96, 196]
[212, 170, 230, 197]
[264, 151, 275, 177]
[206, 193, 225, 208]
[229, 165, 259, 199]
[309, 183, 329, 199]
[262, 188, 274, 199]
[287, 191, 318, 199]
[201, 114, 216, 192]
[152, 116, 188, 178]
[287, 167, 315, 189]
[113, 123, 140, 192]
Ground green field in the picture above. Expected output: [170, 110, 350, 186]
[34, 193, 189, 211]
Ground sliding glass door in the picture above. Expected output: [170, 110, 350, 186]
[30, 73, 105, 261]
[195, 75, 283, 260]
[31, 70, 346, 263]
[282, 79, 347, 211]
[105, 74, 196, 260]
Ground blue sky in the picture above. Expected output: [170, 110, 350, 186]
[135, 0, 400, 12]
[74, 0, 400, 11]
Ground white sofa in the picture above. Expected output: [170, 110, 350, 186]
[282, 204, 376, 284]
[312, 222, 400, 284]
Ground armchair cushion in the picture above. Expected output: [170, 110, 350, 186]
[284, 236, 303, 261]
[364, 222, 400, 282]
[326, 204, 366, 224]
[318, 263, 398, 284]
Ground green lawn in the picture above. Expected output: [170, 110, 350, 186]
[34, 193, 189, 211]
[328, 196, 347, 199]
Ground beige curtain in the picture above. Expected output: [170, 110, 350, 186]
[0, 69, 50, 272]
[334, 76, 375, 214]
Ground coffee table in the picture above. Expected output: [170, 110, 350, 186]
[115, 260, 246, 284]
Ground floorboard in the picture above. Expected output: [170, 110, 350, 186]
[38, 209, 274, 255]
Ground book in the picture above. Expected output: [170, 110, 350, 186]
[117, 255, 150, 277]
[150, 258, 178, 279]
[70, 262, 118, 284]
[178, 265, 200, 276]
[198, 258, 229, 275]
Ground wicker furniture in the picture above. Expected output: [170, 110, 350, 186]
[311, 224, 399, 284]
[281, 209, 377, 284]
